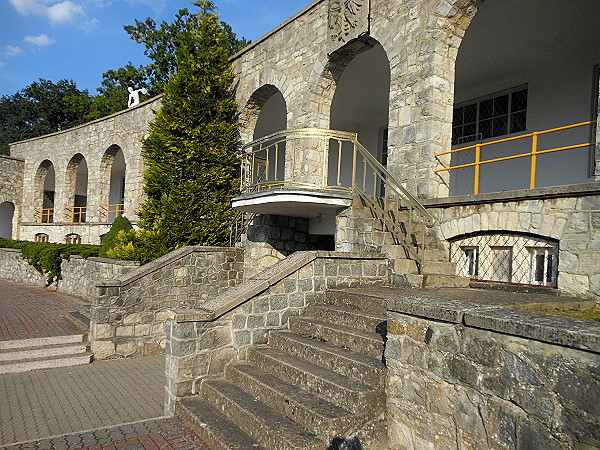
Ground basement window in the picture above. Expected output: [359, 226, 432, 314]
[35, 233, 49, 243]
[65, 233, 82, 244]
[529, 247, 557, 286]
[453, 86, 528, 145]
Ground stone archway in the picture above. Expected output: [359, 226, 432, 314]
[34, 160, 55, 223]
[0, 201, 14, 239]
[99, 145, 127, 222]
[66, 154, 88, 223]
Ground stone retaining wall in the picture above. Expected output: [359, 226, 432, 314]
[386, 294, 600, 449]
[91, 246, 244, 360]
[163, 251, 389, 414]
[0, 247, 139, 299]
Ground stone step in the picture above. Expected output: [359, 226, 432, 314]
[269, 331, 385, 387]
[225, 362, 354, 440]
[422, 274, 470, 288]
[289, 317, 384, 359]
[202, 379, 325, 450]
[303, 303, 386, 335]
[0, 352, 92, 374]
[248, 346, 381, 413]
[323, 290, 387, 315]
[178, 397, 266, 450]
[423, 261, 457, 276]
[0, 341, 87, 362]
[0, 333, 84, 350]
[65, 310, 90, 333]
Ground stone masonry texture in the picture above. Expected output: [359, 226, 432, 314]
[9, 97, 161, 245]
[385, 294, 600, 449]
[0, 155, 24, 240]
[163, 251, 389, 414]
[91, 246, 244, 360]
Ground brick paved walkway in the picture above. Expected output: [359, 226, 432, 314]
[0, 280, 87, 341]
[0, 356, 166, 446]
[2, 416, 209, 450]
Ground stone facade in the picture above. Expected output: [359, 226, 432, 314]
[163, 251, 389, 414]
[91, 246, 244, 360]
[9, 97, 161, 244]
[386, 293, 600, 449]
[0, 155, 24, 239]
[0, 247, 139, 298]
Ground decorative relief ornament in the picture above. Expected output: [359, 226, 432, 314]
[328, 0, 369, 54]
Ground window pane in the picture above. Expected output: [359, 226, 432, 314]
[493, 115, 508, 137]
[452, 126, 461, 145]
[535, 253, 545, 282]
[464, 104, 477, 124]
[453, 107, 464, 126]
[511, 110, 527, 133]
[480, 119, 493, 139]
[511, 89, 528, 112]
[463, 123, 476, 138]
[494, 94, 509, 116]
[479, 99, 493, 120]
[491, 247, 512, 282]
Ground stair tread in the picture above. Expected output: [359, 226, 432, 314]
[0, 341, 86, 354]
[204, 379, 325, 448]
[292, 317, 383, 342]
[179, 397, 266, 450]
[271, 330, 384, 370]
[251, 346, 377, 393]
[0, 351, 91, 366]
[0, 334, 84, 350]
[307, 303, 387, 322]
[228, 361, 351, 419]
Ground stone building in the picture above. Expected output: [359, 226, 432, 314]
[0, 97, 160, 244]
[230, 0, 600, 298]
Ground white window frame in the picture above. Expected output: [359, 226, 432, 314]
[461, 246, 479, 278]
[529, 247, 557, 286]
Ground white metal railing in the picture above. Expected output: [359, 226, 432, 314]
[239, 128, 435, 268]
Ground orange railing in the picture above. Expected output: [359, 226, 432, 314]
[65, 206, 86, 223]
[34, 208, 54, 223]
[100, 204, 124, 222]
[435, 121, 597, 194]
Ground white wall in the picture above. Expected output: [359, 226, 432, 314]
[451, 0, 600, 195]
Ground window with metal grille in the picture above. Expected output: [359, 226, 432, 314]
[450, 232, 558, 288]
[35, 233, 49, 243]
[529, 247, 557, 286]
[65, 233, 81, 244]
[452, 87, 528, 145]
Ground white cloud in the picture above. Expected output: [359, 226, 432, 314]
[3, 45, 22, 57]
[24, 34, 56, 47]
[124, 0, 166, 14]
[9, 0, 86, 25]
[46, 1, 85, 24]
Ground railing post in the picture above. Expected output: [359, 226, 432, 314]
[351, 142, 357, 189]
[337, 140, 342, 186]
[274, 143, 279, 181]
[530, 132, 538, 189]
[474, 144, 481, 194]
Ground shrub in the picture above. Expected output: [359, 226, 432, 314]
[106, 226, 170, 264]
[99, 215, 134, 257]
[0, 238, 101, 286]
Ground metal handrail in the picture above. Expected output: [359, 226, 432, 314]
[34, 208, 54, 224]
[240, 128, 434, 227]
[100, 204, 124, 221]
[435, 120, 597, 194]
[65, 206, 86, 223]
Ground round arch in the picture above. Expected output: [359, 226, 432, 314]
[34, 159, 56, 223]
[66, 153, 88, 223]
[99, 144, 127, 222]
[239, 84, 288, 143]
[0, 201, 15, 239]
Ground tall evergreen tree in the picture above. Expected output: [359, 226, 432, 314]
[138, 0, 240, 251]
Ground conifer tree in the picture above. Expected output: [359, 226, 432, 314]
[138, 0, 239, 252]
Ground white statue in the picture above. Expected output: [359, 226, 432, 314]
[127, 87, 148, 108]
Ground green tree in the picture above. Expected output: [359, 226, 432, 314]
[0, 79, 93, 154]
[137, 0, 240, 254]
[99, 215, 134, 257]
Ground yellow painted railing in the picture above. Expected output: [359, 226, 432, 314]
[435, 120, 597, 194]
[34, 208, 54, 223]
[100, 204, 124, 222]
[66, 206, 86, 223]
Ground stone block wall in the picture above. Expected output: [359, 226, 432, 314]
[386, 295, 600, 449]
[425, 185, 600, 299]
[0, 155, 24, 240]
[91, 246, 244, 360]
[164, 251, 389, 414]
[0, 247, 139, 299]
[243, 214, 334, 278]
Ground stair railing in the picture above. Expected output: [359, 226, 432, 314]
[238, 128, 435, 267]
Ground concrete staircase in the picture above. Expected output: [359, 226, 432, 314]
[0, 334, 91, 374]
[178, 290, 388, 449]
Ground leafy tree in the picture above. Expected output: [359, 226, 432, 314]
[0, 79, 93, 154]
[135, 0, 240, 256]
[99, 215, 134, 257]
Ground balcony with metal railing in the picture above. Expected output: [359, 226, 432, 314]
[34, 208, 54, 224]
[65, 206, 86, 223]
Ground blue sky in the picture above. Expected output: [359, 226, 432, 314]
[0, 0, 311, 97]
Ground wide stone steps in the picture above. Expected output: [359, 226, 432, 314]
[303, 303, 386, 334]
[269, 330, 385, 386]
[0, 333, 91, 374]
[324, 290, 387, 315]
[201, 379, 324, 450]
[248, 346, 380, 413]
[178, 397, 266, 450]
[289, 317, 384, 358]
[225, 362, 355, 437]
